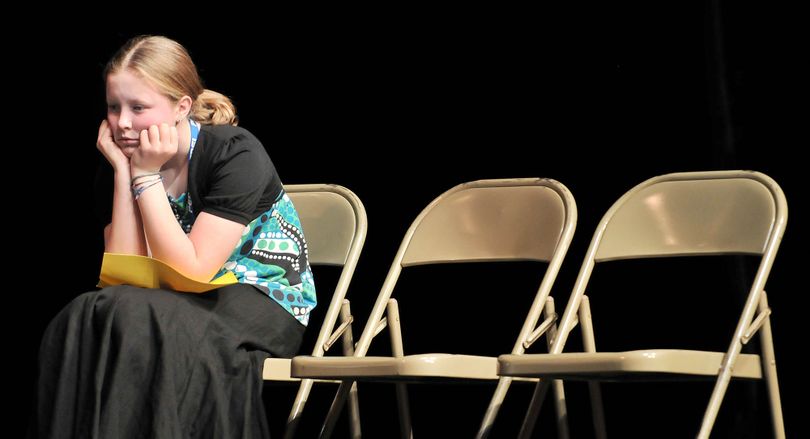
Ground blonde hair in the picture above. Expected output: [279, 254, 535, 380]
[105, 35, 238, 126]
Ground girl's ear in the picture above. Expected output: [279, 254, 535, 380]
[176, 95, 193, 121]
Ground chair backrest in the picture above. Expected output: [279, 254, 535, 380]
[355, 178, 577, 356]
[552, 170, 787, 353]
[285, 184, 368, 356]
[403, 182, 569, 266]
[595, 174, 778, 261]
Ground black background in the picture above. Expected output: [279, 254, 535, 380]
[9, 3, 805, 437]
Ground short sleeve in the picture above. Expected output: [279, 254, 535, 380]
[197, 132, 275, 225]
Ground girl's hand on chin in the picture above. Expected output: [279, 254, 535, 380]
[131, 123, 178, 175]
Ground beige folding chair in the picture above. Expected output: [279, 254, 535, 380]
[291, 178, 577, 438]
[498, 170, 787, 439]
[262, 184, 367, 438]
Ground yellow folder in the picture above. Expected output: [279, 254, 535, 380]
[98, 253, 238, 293]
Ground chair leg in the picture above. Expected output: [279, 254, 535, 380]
[387, 299, 413, 439]
[699, 285, 769, 439]
[545, 298, 570, 439]
[294, 299, 361, 439]
[346, 382, 362, 439]
[698, 356, 737, 438]
[758, 292, 786, 439]
[477, 377, 513, 438]
[284, 378, 315, 439]
[394, 383, 414, 439]
[320, 382, 353, 439]
[551, 379, 570, 439]
[340, 300, 363, 439]
[481, 295, 571, 439]
[289, 380, 361, 439]
[586, 382, 606, 439]
[518, 380, 551, 439]
[579, 296, 606, 439]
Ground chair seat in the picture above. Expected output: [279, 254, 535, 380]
[498, 349, 763, 381]
[292, 353, 499, 382]
[263, 358, 347, 383]
[263, 358, 297, 381]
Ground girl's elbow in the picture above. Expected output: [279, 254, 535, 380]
[186, 265, 222, 285]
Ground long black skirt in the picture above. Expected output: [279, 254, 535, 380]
[31, 284, 305, 439]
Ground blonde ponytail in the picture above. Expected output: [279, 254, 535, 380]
[192, 89, 239, 126]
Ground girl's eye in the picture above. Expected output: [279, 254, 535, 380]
[132, 105, 144, 112]
[107, 104, 120, 112]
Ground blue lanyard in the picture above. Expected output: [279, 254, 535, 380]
[188, 119, 201, 160]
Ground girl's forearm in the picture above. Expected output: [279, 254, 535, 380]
[135, 181, 207, 280]
[105, 169, 147, 255]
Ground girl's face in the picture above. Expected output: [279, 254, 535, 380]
[106, 70, 180, 158]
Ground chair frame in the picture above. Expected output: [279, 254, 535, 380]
[291, 178, 577, 438]
[498, 170, 787, 439]
[262, 184, 367, 439]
